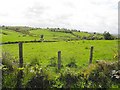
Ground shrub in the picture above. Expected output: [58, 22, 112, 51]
[48, 57, 57, 67]
[103, 31, 114, 40]
[29, 57, 40, 66]
[84, 61, 120, 88]
[66, 57, 77, 68]
[2, 52, 18, 72]
[2, 72, 18, 88]
[59, 67, 83, 88]
[2, 52, 19, 88]
[24, 66, 53, 88]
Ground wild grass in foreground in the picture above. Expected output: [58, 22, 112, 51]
[2, 52, 120, 88]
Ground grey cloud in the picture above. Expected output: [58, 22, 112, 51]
[39, 14, 72, 27]
[54, 14, 73, 21]
[50, 16, 72, 27]
[24, 4, 49, 18]
[25, 1, 73, 28]
[26, 13, 73, 29]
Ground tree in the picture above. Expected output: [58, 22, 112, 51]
[40, 34, 44, 41]
[103, 31, 114, 40]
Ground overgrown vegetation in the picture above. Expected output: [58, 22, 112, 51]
[2, 52, 120, 88]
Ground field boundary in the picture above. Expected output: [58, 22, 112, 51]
[0, 40, 58, 45]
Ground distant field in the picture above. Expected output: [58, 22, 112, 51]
[30, 29, 77, 41]
[1, 29, 78, 42]
[1, 40, 118, 67]
[0, 29, 38, 42]
[73, 31, 104, 39]
[1, 28, 105, 43]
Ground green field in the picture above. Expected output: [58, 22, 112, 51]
[30, 29, 77, 41]
[1, 29, 78, 42]
[1, 27, 119, 88]
[0, 29, 37, 42]
[2, 40, 117, 66]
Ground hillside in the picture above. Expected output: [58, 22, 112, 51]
[0, 26, 111, 43]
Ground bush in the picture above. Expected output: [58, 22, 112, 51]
[2, 51, 119, 88]
[103, 31, 114, 40]
[23, 65, 54, 88]
[2, 52, 19, 88]
[2, 52, 18, 72]
[48, 57, 57, 67]
[59, 67, 84, 88]
[25, 73, 52, 88]
[66, 57, 77, 68]
[29, 57, 40, 66]
[83, 61, 120, 88]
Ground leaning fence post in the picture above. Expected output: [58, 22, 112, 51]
[89, 46, 94, 64]
[58, 51, 61, 70]
[17, 42, 23, 88]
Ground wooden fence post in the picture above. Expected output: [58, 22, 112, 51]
[58, 51, 61, 70]
[89, 46, 94, 64]
[19, 42, 23, 68]
[17, 42, 23, 88]
[118, 43, 120, 69]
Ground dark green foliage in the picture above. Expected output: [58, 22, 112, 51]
[2, 60, 120, 88]
[2, 52, 18, 71]
[2, 72, 18, 88]
[25, 73, 52, 88]
[2, 32, 8, 35]
[40, 34, 44, 39]
[103, 31, 114, 40]
[66, 57, 77, 68]
[88, 61, 120, 88]
[48, 57, 57, 67]
[40, 34, 44, 41]
[66, 62, 77, 68]
[2, 52, 19, 88]
[59, 68, 84, 88]
[29, 57, 40, 66]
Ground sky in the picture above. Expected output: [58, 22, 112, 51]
[0, 0, 119, 34]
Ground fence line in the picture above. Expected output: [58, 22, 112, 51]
[0, 40, 57, 45]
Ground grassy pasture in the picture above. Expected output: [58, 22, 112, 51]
[30, 29, 77, 41]
[1, 29, 38, 42]
[1, 29, 78, 42]
[1, 40, 118, 67]
[73, 31, 91, 37]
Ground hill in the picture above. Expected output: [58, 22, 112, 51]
[1, 26, 116, 43]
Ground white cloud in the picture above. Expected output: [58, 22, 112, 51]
[0, 0, 119, 34]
